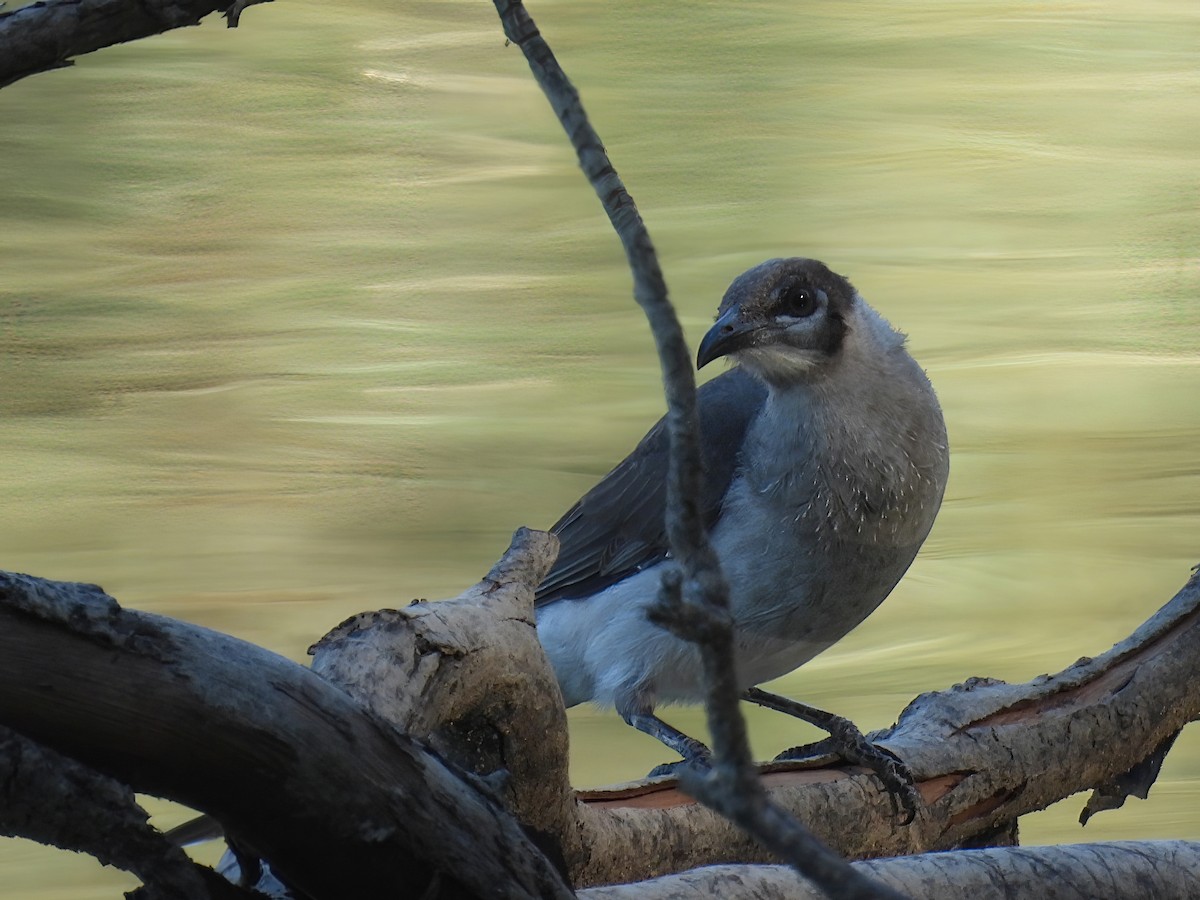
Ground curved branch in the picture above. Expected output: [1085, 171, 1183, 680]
[329, 547, 1198, 889]
[3, 544, 1197, 894]
[0, 0, 244, 90]
[560, 564, 1200, 885]
[0, 569, 572, 900]
[296, 549, 1200, 889]
[310, 527, 582, 875]
[0, 725, 252, 900]
[490, 1, 701, 558]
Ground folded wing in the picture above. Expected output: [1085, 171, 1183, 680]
[536, 367, 767, 605]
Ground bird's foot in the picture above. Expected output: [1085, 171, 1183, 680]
[769, 736, 841, 766]
[646, 750, 711, 779]
[745, 687, 920, 824]
[775, 728, 920, 825]
[625, 712, 713, 779]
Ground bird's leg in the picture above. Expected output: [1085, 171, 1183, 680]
[743, 686, 920, 823]
[623, 711, 712, 777]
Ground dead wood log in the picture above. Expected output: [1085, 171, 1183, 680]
[0, 724, 254, 900]
[309, 526, 581, 874]
[308, 546, 1200, 889]
[577, 841, 1200, 900]
[2, 535, 1198, 896]
[0, 567, 573, 900]
[0, 0, 245, 90]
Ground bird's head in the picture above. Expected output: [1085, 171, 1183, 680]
[696, 258, 859, 385]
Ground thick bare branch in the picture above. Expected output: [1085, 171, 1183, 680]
[298, 539, 1189, 890]
[0, 725, 252, 900]
[250, 548, 1200, 890]
[0, 569, 572, 900]
[577, 841, 1200, 900]
[310, 527, 582, 874]
[0, 0, 243, 90]
[559, 564, 1200, 885]
[3, 538, 1198, 895]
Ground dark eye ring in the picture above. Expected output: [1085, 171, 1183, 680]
[776, 283, 819, 318]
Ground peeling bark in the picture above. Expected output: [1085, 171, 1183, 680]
[1, 547, 1199, 896]
[299, 534, 1200, 889]
[554, 566, 1200, 885]
[578, 841, 1200, 900]
[309, 527, 582, 875]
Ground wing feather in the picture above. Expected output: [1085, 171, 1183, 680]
[536, 367, 766, 605]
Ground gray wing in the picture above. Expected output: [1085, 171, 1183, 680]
[535, 366, 767, 605]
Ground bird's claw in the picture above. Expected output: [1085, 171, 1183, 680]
[776, 731, 921, 825]
[771, 736, 840, 765]
[647, 745, 712, 779]
[625, 712, 714, 779]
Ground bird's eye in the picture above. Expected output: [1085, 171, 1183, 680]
[775, 282, 819, 319]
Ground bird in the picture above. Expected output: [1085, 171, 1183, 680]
[534, 257, 949, 774]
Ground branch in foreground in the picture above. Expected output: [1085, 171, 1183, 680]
[578, 841, 1200, 900]
[2, 544, 1197, 894]
[0, 569, 572, 900]
[0, 725, 253, 900]
[650, 571, 903, 900]
[490, 0, 701, 540]
[568, 564, 1200, 884]
[310, 527, 583, 876]
[303, 542, 1200, 892]
[0, 0, 253, 90]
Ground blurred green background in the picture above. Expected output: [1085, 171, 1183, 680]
[2, 0, 1199, 895]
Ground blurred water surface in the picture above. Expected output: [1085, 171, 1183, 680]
[2, 0, 1199, 894]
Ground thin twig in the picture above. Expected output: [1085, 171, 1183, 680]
[488, 1, 705, 567]
[491, 3, 906, 897]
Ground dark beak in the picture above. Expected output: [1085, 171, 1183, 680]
[696, 305, 755, 369]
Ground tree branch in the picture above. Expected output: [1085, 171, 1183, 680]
[3, 552, 1198, 893]
[0, 725, 254, 900]
[577, 841, 1200, 900]
[301, 543, 1200, 890]
[0, 569, 572, 900]
[310, 526, 582, 876]
[558, 564, 1200, 886]
[0, 0, 253, 90]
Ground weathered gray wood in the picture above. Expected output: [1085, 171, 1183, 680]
[534, 566, 1200, 887]
[578, 841, 1200, 900]
[0, 0, 235, 89]
[310, 526, 582, 873]
[587, 567, 1197, 882]
[2, 544, 1198, 895]
[307, 534, 1200, 890]
[0, 725, 251, 900]
[0, 568, 573, 900]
